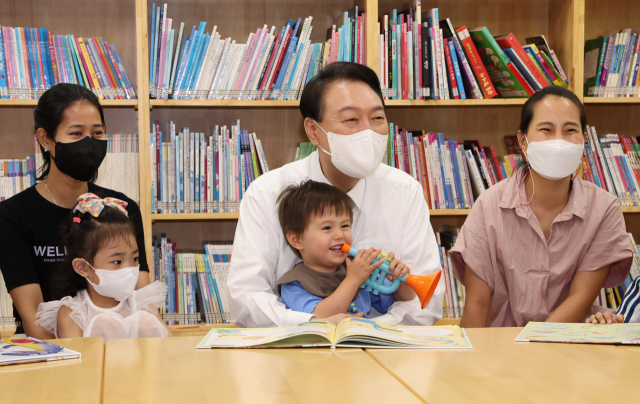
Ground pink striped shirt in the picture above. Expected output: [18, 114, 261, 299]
[450, 170, 633, 327]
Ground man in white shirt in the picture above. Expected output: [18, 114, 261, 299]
[228, 62, 444, 327]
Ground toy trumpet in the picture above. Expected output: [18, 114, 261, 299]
[341, 244, 442, 309]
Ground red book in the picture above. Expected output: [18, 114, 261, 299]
[443, 38, 460, 99]
[266, 27, 293, 93]
[505, 61, 535, 96]
[494, 32, 550, 88]
[581, 156, 593, 183]
[489, 146, 504, 181]
[456, 26, 498, 99]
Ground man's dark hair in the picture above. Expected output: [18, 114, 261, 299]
[277, 180, 355, 258]
[300, 62, 385, 122]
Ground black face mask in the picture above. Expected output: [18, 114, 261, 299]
[51, 136, 107, 182]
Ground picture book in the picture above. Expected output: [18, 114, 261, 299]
[515, 322, 640, 344]
[196, 317, 472, 349]
[0, 337, 81, 366]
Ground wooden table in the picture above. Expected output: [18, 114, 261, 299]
[102, 336, 423, 404]
[0, 337, 104, 404]
[367, 327, 640, 404]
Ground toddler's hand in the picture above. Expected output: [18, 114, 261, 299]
[385, 252, 410, 280]
[585, 311, 624, 324]
[346, 247, 384, 285]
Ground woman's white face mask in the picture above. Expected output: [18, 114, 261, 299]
[523, 137, 584, 180]
[314, 121, 388, 179]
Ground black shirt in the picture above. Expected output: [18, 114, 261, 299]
[0, 184, 149, 332]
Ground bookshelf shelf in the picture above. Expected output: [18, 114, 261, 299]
[622, 207, 640, 214]
[583, 98, 640, 104]
[0, 99, 139, 107]
[385, 99, 528, 107]
[150, 100, 301, 108]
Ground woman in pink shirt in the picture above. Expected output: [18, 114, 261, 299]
[450, 86, 633, 328]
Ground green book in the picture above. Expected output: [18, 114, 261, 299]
[468, 27, 531, 98]
[583, 38, 607, 96]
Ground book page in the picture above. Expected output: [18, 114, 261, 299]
[0, 337, 81, 365]
[335, 318, 472, 348]
[196, 321, 336, 348]
[515, 322, 640, 344]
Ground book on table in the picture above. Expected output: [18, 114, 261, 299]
[515, 322, 640, 344]
[0, 337, 81, 366]
[196, 317, 472, 349]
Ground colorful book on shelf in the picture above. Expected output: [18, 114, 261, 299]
[0, 337, 81, 366]
[196, 317, 472, 349]
[455, 25, 498, 99]
[525, 35, 568, 84]
[468, 27, 533, 98]
[515, 322, 640, 345]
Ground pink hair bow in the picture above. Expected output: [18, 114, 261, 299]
[74, 193, 129, 218]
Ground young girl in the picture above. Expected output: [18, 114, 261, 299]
[36, 193, 171, 340]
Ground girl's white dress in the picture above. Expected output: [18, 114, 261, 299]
[36, 281, 168, 341]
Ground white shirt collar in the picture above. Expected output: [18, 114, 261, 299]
[310, 151, 366, 210]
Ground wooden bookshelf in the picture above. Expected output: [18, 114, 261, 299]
[3, 0, 640, 326]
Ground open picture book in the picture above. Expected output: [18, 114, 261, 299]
[196, 317, 472, 349]
[515, 322, 640, 344]
[0, 337, 81, 366]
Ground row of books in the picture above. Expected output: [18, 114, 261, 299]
[151, 120, 269, 214]
[294, 142, 317, 161]
[0, 158, 36, 202]
[152, 237, 232, 325]
[148, 3, 365, 101]
[382, 123, 523, 210]
[436, 226, 465, 318]
[377, 6, 568, 100]
[0, 26, 134, 100]
[32, 134, 140, 203]
[584, 30, 640, 98]
[597, 233, 640, 311]
[581, 125, 640, 206]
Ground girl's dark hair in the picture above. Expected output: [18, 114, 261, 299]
[35, 83, 106, 182]
[518, 86, 587, 172]
[277, 180, 355, 258]
[519, 86, 587, 134]
[50, 195, 136, 300]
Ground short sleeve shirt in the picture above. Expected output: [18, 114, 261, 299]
[450, 169, 633, 327]
[0, 184, 149, 331]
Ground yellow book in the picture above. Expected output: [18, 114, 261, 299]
[78, 37, 103, 99]
[196, 318, 472, 349]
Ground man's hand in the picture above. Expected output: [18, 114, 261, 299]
[585, 311, 624, 324]
[318, 312, 363, 325]
[346, 247, 384, 285]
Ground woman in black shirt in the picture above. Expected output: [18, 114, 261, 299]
[0, 84, 149, 339]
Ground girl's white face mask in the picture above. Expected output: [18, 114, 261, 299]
[83, 259, 139, 301]
[314, 121, 388, 179]
[523, 137, 584, 180]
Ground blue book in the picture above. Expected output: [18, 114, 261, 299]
[67, 35, 83, 87]
[39, 29, 53, 90]
[620, 34, 637, 95]
[437, 134, 451, 209]
[172, 36, 189, 97]
[523, 46, 554, 85]
[110, 45, 134, 98]
[188, 32, 210, 96]
[31, 29, 44, 91]
[154, 5, 165, 94]
[502, 48, 541, 91]
[609, 39, 621, 95]
[275, 18, 301, 90]
[0, 27, 7, 99]
[174, 26, 197, 94]
[389, 123, 396, 168]
[614, 35, 628, 94]
[25, 29, 37, 92]
[448, 140, 465, 209]
[631, 45, 640, 94]
[584, 143, 602, 188]
[448, 40, 466, 99]
[150, 3, 156, 91]
[182, 22, 207, 94]
[620, 155, 637, 199]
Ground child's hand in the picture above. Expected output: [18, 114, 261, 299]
[345, 247, 384, 285]
[585, 311, 624, 325]
[385, 252, 410, 280]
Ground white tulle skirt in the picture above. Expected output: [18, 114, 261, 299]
[36, 281, 168, 341]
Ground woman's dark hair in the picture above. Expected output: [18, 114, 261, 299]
[300, 62, 385, 122]
[519, 86, 587, 134]
[50, 196, 136, 300]
[35, 83, 106, 182]
[277, 179, 355, 258]
[518, 86, 587, 172]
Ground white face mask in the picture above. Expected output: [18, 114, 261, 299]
[314, 121, 388, 179]
[523, 137, 584, 180]
[83, 259, 140, 301]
